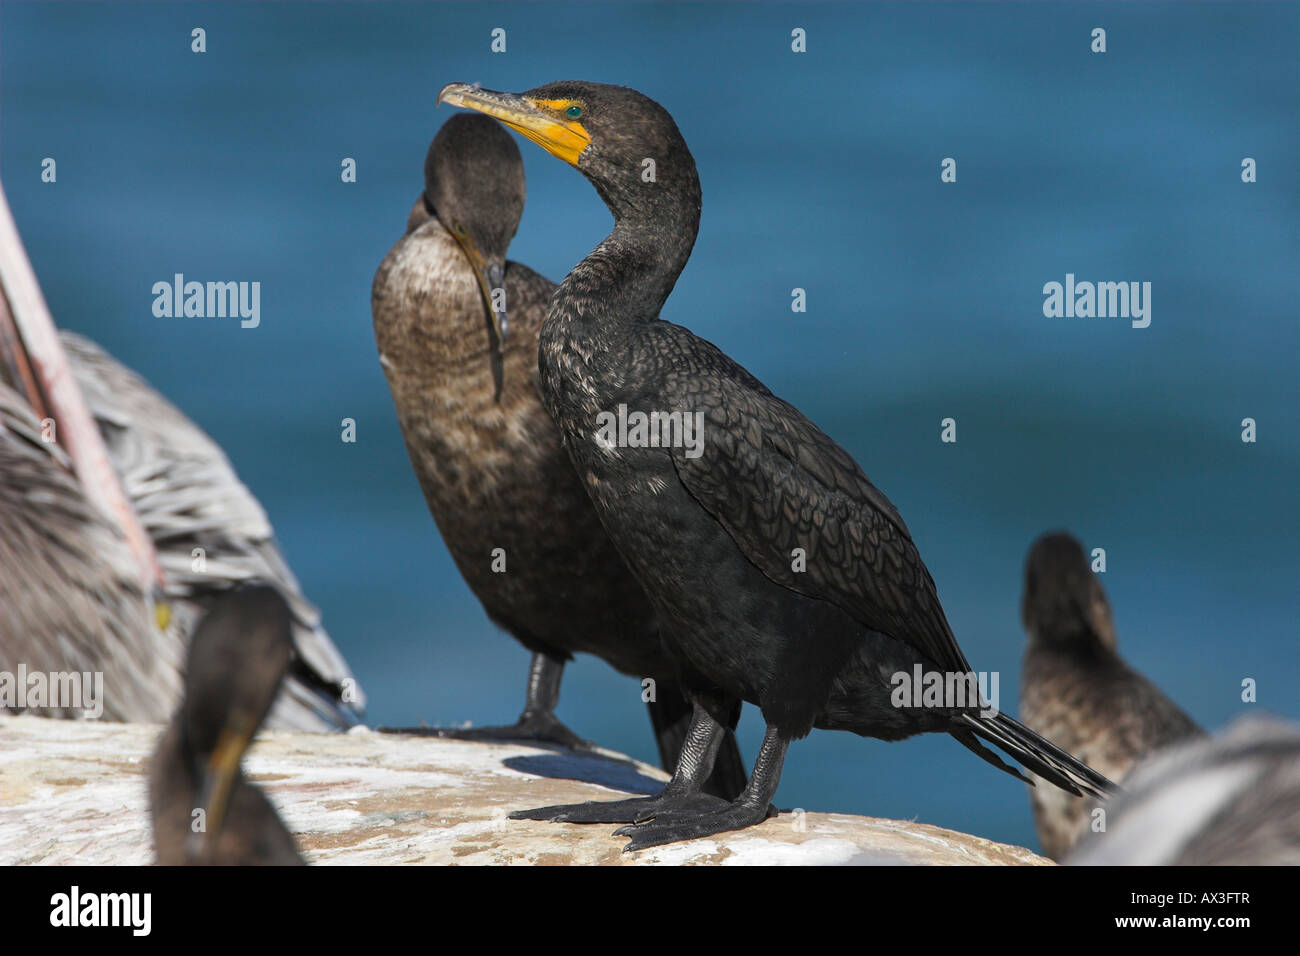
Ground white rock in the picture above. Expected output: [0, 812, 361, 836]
[0, 713, 1049, 866]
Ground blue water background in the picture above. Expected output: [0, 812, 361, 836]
[3, 1, 1297, 852]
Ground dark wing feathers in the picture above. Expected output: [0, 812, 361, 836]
[641, 321, 972, 675]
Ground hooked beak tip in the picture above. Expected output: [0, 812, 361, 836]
[437, 82, 478, 108]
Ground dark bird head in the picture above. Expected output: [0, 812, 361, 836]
[423, 112, 524, 347]
[437, 81, 701, 240]
[180, 584, 293, 862]
[1021, 531, 1117, 652]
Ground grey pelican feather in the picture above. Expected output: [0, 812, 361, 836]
[0, 376, 179, 721]
[0, 181, 362, 730]
[60, 332, 364, 730]
[1070, 715, 1300, 865]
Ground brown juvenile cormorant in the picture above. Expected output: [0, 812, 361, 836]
[1020, 531, 1201, 859]
[439, 80, 1117, 849]
[150, 585, 305, 865]
[0, 183, 361, 730]
[1071, 715, 1300, 865]
[370, 113, 745, 795]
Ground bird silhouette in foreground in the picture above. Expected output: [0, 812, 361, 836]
[371, 113, 745, 796]
[1071, 715, 1300, 865]
[150, 585, 305, 865]
[1020, 531, 1201, 859]
[439, 80, 1117, 850]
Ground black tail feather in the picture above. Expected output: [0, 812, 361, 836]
[951, 728, 1034, 786]
[954, 712, 1118, 799]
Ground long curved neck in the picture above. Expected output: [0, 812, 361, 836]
[539, 146, 701, 424]
[555, 159, 701, 330]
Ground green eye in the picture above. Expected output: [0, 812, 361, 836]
[565, 105, 583, 119]
[454, 221, 467, 235]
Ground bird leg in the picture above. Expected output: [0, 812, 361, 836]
[508, 699, 731, 824]
[614, 723, 788, 851]
[379, 651, 592, 750]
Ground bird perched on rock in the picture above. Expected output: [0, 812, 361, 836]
[1071, 715, 1300, 865]
[150, 585, 305, 865]
[438, 80, 1115, 850]
[1020, 531, 1201, 859]
[370, 113, 745, 796]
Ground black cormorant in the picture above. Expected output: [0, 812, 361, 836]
[439, 80, 1117, 849]
[1071, 715, 1300, 865]
[1020, 531, 1201, 859]
[370, 113, 745, 795]
[149, 585, 305, 865]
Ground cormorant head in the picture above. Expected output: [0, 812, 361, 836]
[424, 112, 524, 347]
[437, 81, 701, 232]
[1021, 531, 1117, 652]
[180, 584, 293, 862]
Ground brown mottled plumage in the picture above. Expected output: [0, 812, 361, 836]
[371, 114, 745, 794]
[1021, 531, 1202, 860]
[150, 586, 304, 866]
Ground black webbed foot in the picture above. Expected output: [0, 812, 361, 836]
[614, 800, 777, 851]
[508, 791, 729, 825]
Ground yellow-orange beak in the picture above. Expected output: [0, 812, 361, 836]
[438, 83, 590, 166]
[184, 721, 254, 863]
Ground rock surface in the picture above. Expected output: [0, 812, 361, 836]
[0, 714, 1049, 865]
